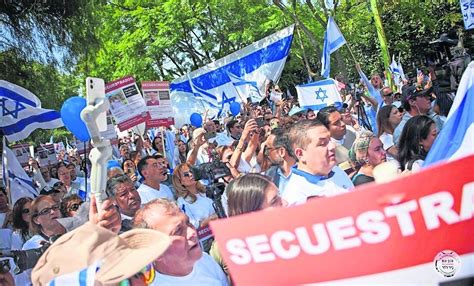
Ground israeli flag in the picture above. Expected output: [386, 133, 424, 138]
[2, 138, 38, 205]
[171, 25, 294, 120]
[296, 79, 343, 111]
[0, 80, 63, 142]
[389, 55, 402, 87]
[321, 17, 346, 78]
[227, 72, 262, 103]
[398, 54, 406, 81]
[424, 61, 474, 166]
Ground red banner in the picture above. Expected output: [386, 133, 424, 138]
[210, 155, 474, 285]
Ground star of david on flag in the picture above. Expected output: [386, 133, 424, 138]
[0, 80, 63, 142]
[296, 79, 343, 111]
[170, 25, 294, 121]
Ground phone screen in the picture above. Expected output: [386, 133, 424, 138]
[256, 117, 265, 127]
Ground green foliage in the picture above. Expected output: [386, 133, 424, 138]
[1, 0, 467, 144]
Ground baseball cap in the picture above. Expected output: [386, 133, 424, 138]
[32, 222, 171, 285]
[288, 106, 306, 116]
[402, 86, 433, 104]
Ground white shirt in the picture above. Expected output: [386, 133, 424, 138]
[137, 183, 174, 205]
[379, 132, 397, 162]
[237, 156, 261, 174]
[177, 194, 216, 228]
[149, 253, 228, 286]
[282, 166, 354, 206]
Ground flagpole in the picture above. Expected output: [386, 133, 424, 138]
[2, 137, 13, 206]
[370, 0, 394, 89]
[83, 141, 88, 195]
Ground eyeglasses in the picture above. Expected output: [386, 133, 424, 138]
[21, 208, 30, 214]
[264, 146, 276, 156]
[68, 203, 82, 212]
[36, 204, 60, 217]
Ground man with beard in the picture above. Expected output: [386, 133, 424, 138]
[133, 199, 228, 285]
[106, 174, 141, 232]
[282, 120, 354, 206]
[136, 155, 174, 205]
[263, 128, 296, 194]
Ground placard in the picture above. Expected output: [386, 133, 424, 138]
[35, 143, 57, 166]
[10, 143, 31, 167]
[142, 81, 175, 128]
[210, 155, 474, 285]
[460, 0, 474, 30]
[105, 76, 150, 131]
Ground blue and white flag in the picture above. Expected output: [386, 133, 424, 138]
[398, 54, 406, 81]
[171, 25, 294, 121]
[424, 61, 474, 166]
[0, 80, 63, 142]
[2, 138, 38, 205]
[321, 17, 346, 78]
[48, 260, 99, 286]
[296, 79, 343, 111]
[227, 72, 262, 103]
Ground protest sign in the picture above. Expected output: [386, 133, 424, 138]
[210, 155, 474, 285]
[141, 81, 175, 128]
[10, 143, 30, 167]
[35, 143, 57, 166]
[460, 0, 474, 30]
[99, 113, 118, 141]
[105, 76, 150, 131]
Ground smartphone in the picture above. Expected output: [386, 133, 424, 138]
[256, 117, 265, 128]
[86, 77, 107, 132]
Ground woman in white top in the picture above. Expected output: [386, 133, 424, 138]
[398, 115, 438, 172]
[10, 197, 33, 250]
[172, 163, 217, 229]
[376, 105, 403, 161]
[23, 195, 64, 251]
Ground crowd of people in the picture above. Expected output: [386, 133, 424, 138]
[0, 67, 456, 285]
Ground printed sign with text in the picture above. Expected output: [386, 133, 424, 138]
[142, 81, 175, 128]
[211, 155, 474, 285]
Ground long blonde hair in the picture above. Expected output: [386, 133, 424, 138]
[172, 163, 206, 203]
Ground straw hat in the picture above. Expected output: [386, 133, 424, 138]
[32, 222, 170, 285]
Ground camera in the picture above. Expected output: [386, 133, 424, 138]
[0, 243, 51, 274]
[353, 87, 365, 101]
[191, 160, 231, 218]
[191, 160, 231, 182]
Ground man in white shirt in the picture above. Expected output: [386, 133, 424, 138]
[317, 106, 357, 173]
[136, 155, 174, 204]
[282, 119, 354, 206]
[133, 199, 228, 286]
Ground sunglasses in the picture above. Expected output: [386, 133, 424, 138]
[384, 92, 393, 97]
[36, 204, 60, 217]
[22, 208, 30, 214]
[182, 171, 193, 178]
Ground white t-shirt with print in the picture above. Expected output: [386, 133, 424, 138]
[149, 253, 228, 286]
[177, 194, 216, 228]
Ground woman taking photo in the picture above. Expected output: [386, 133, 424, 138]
[172, 163, 216, 229]
[376, 105, 403, 161]
[399, 115, 438, 172]
[10, 197, 33, 250]
[349, 131, 387, 186]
